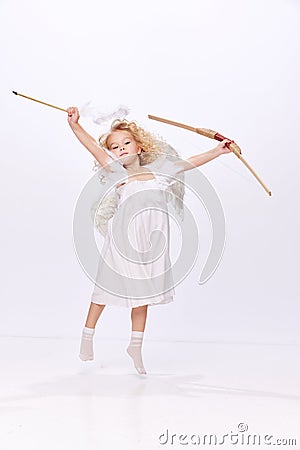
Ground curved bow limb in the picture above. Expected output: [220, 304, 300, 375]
[148, 114, 272, 196]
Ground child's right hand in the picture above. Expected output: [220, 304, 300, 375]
[67, 106, 80, 125]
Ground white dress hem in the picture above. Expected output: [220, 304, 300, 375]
[91, 295, 174, 308]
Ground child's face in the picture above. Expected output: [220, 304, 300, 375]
[107, 130, 141, 163]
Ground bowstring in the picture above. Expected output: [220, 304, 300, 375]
[182, 137, 255, 186]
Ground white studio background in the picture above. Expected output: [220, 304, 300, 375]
[0, 0, 299, 345]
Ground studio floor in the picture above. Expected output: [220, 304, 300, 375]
[1, 337, 299, 450]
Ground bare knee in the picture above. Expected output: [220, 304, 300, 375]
[131, 305, 148, 315]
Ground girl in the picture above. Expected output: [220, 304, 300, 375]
[67, 106, 232, 375]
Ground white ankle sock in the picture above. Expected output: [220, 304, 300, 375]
[126, 330, 147, 375]
[79, 326, 95, 361]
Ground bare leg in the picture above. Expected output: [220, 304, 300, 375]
[130, 304, 148, 332]
[79, 302, 106, 361]
[85, 302, 106, 328]
[127, 305, 148, 374]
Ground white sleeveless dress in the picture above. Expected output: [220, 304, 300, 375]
[90, 173, 177, 308]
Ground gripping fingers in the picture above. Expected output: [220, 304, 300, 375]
[223, 139, 234, 149]
[67, 106, 75, 117]
[67, 107, 79, 123]
[224, 139, 233, 146]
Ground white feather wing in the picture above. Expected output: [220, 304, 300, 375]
[90, 158, 127, 237]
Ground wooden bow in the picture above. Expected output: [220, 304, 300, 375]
[148, 114, 272, 196]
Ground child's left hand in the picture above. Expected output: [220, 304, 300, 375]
[216, 139, 234, 155]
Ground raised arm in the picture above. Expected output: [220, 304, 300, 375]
[67, 106, 113, 172]
[173, 139, 233, 173]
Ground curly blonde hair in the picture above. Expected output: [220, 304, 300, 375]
[98, 119, 165, 165]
